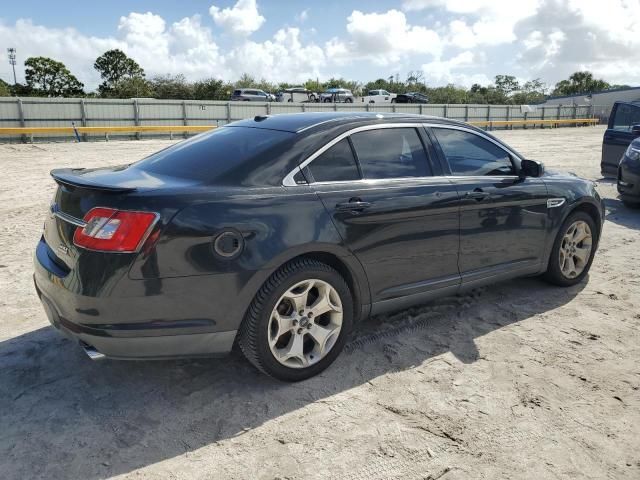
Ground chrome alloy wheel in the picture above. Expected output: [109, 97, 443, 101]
[559, 220, 593, 279]
[268, 279, 343, 368]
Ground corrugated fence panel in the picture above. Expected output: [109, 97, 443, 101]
[85, 100, 136, 125]
[139, 101, 183, 123]
[230, 102, 268, 121]
[22, 98, 81, 125]
[185, 102, 227, 124]
[0, 99, 21, 127]
[0, 97, 600, 141]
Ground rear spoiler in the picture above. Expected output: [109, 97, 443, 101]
[50, 168, 137, 193]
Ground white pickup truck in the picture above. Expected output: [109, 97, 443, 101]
[361, 89, 397, 104]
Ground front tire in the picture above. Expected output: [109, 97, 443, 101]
[543, 211, 597, 286]
[238, 259, 353, 381]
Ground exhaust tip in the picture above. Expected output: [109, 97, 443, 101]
[82, 344, 106, 361]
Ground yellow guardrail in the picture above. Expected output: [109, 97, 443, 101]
[0, 118, 598, 137]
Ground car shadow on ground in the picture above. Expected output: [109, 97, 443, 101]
[1, 277, 585, 479]
[604, 197, 640, 230]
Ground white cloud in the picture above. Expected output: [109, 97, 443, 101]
[421, 51, 492, 87]
[226, 27, 325, 82]
[115, 12, 226, 80]
[2, 0, 640, 92]
[405, 0, 542, 47]
[209, 0, 265, 36]
[327, 9, 442, 66]
[515, 0, 640, 85]
[0, 19, 122, 87]
[296, 9, 309, 23]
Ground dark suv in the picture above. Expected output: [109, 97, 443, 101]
[230, 88, 275, 101]
[601, 101, 640, 176]
[35, 113, 604, 381]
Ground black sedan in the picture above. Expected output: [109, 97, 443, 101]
[35, 112, 604, 381]
[395, 92, 429, 104]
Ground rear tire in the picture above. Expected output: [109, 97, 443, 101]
[543, 211, 597, 287]
[238, 259, 353, 381]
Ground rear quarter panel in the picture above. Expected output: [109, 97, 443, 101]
[129, 186, 371, 324]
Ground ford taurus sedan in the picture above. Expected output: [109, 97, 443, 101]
[34, 112, 604, 381]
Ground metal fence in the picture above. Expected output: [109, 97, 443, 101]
[0, 97, 598, 142]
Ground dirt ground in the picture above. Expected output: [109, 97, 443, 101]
[1, 125, 639, 480]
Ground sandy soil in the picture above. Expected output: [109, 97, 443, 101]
[1, 126, 639, 480]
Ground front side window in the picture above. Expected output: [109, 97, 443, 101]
[307, 138, 360, 182]
[432, 128, 515, 176]
[350, 128, 431, 179]
[612, 104, 640, 131]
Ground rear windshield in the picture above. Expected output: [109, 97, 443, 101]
[132, 126, 293, 181]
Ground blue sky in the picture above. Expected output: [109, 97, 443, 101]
[1, 0, 638, 91]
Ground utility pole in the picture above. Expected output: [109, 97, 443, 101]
[7, 48, 17, 85]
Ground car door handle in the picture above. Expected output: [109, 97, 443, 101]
[465, 189, 490, 201]
[335, 199, 372, 212]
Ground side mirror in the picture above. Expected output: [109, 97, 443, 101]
[520, 159, 545, 178]
[631, 124, 640, 136]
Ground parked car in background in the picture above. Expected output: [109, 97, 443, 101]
[319, 88, 354, 103]
[617, 136, 640, 207]
[276, 87, 317, 103]
[601, 101, 640, 177]
[231, 88, 275, 102]
[35, 112, 604, 381]
[362, 89, 396, 104]
[395, 92, 429, 104]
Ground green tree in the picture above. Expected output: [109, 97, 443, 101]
[511, 78, 547, 104]
[494, 75, 520, 96]
[426, 84, 469, 104]
[24, 56, 84, 96]
[192, 78, 227, 100]
[552, 71, 610, 96]
[94, 49, 145, 97]
[150, 74, 193, 99]
[111, 76, 154, 98]
[235, 73, 257, 88]
[0, 79, 10, 96]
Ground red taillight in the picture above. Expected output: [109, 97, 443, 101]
[73, 207, 159, 253]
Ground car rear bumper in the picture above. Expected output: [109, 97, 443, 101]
[34, 238, 238, 360]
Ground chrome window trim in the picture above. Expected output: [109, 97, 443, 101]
[282, 123, 427, 187]
[282, 122, 524, 187]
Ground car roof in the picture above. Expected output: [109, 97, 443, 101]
[226, 112, 464, 133]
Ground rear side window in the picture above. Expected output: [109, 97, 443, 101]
[432, 128, 515, 176]
[308, 138, 360, 182]
[233, 90, 241, 96]
[612, 104, 640, 131]
[350, 128, 431, 179]
[133, 127, 293, 181]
